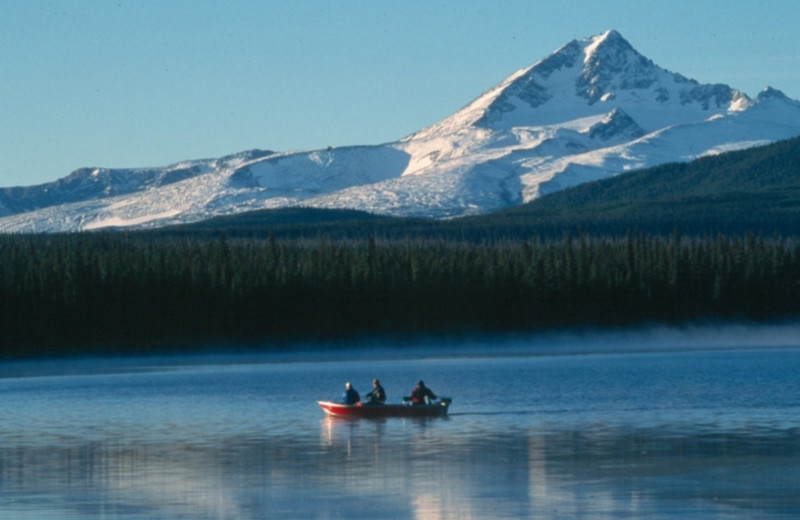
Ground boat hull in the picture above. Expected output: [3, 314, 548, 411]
[318, 400, 450, 418]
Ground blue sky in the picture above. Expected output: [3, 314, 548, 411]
[3, 0, 799, 187]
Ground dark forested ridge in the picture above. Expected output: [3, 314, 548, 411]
[2, 231, 799, 358]
[484, 135, 800, 236]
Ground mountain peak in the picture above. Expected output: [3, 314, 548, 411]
[584, 29, 635, 59]
[578, 30, 658, 103]
[472, 30, 662, 126]
[757, 86, 792, 102]
[601, 29, 625, 40]
[471, 29, 754, 131]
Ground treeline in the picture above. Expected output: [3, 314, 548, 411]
[1, 231, 800, 358]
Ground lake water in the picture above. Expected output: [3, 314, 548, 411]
[2, 327, 800, 519]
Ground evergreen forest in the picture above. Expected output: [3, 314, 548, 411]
[2, 231, 799, 358]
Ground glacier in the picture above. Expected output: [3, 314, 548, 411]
[2, 29, 800, 233]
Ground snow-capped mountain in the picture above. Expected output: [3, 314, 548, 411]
[3, 29, 800, 232]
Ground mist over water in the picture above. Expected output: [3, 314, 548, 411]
[1, 323, 799, 519]
[296, 320, 800, 362]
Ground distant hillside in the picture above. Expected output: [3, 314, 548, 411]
[486, 135, 800, 236]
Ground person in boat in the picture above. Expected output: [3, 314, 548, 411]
[341, 381, 360, 405]
[410, 380, 437, 405]
[365, 379, 386, 405]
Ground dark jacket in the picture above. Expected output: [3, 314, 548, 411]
[411, 383, 436, 404]
[342, 387, 360, 405]
[366, 384, 386, 404]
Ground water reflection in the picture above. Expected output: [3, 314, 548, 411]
[2, 419, 800, 518]
[315, 416, 800, 519]
[2, 347, 800, 519]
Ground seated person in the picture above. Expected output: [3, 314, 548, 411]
[341, 381, 360, 405]
[410, 380, 436, 405]
[365, 379, 386, 405]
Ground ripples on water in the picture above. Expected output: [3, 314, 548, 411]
[1, 339, 800, 519]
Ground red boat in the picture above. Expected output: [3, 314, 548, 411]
[318, 398, 452, 418]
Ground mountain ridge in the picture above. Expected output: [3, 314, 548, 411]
[145, 135, 800, 241]
[2, 30, 800, 233]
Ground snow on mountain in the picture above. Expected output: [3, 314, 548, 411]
[2, 30, 800, 232]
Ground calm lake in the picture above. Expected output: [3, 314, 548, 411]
[1, 325, 800, 519]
